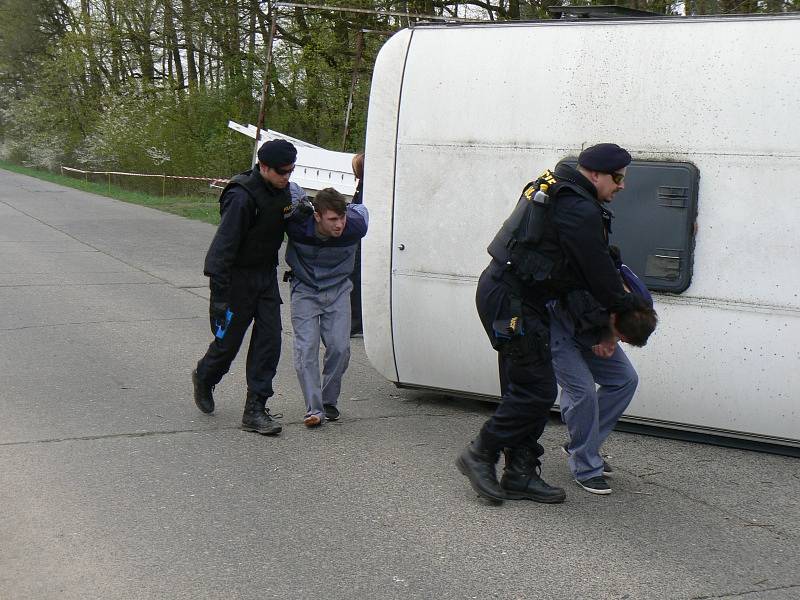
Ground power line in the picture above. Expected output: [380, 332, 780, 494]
[270, 1, 487, 23]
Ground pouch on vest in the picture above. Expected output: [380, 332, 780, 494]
[508, 247, 555, 284]
[487, 172, 556, 282]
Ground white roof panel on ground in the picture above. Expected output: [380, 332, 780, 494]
[228, 120, 357, 196]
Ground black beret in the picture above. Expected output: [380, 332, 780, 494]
[578, 143, 631, 173]
[257, 139, 297, 167]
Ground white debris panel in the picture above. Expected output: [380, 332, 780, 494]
[228, 120, 357, 196]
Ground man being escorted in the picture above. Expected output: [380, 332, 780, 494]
[191, 139, 298, 436]
[550, 265, 657, 494]
[457, 143, 649, 504]
[285, 188, 368, 427]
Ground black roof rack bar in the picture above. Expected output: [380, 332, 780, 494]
[548, 5, 664, 19]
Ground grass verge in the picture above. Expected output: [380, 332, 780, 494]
[0, 160, 221, 225]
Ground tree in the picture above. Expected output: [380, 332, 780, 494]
[2, 0, 796, 176]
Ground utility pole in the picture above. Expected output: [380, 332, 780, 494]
[253, 8, 278, 163]
[342, 29, 365, 151]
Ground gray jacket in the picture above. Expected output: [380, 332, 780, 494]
[285, 203, 368, 292]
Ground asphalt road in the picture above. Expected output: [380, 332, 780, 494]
[1, 168, 799, 600]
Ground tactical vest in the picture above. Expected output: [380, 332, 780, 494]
[220, 167, 291, 268]
[487, 170, 600, 291]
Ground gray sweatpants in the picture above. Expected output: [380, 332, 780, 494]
[549, 305, 639, 481]
[290, 279, 352, 420]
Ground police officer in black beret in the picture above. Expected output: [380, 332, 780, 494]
[457, 142, 640, 503]
[191, 139, 298, 435]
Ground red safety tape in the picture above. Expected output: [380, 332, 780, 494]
[61, 166, 229, 183]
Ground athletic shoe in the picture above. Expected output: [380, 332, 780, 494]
[575, 475, 612, 495]
[323, 404, 340, 421]
[561, 442, 614, 476]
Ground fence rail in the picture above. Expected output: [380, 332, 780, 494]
[60, 166, 229, 196]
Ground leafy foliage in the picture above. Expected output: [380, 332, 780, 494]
[1, 0, 796, 182]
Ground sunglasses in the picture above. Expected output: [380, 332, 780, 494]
[273, 165, 295, 176]
[608, 172, 625, 185]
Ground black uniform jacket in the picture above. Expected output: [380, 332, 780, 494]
[203, 167, 291, 301]
[548, 163, 630, 313]
[504, 163, 631, 315]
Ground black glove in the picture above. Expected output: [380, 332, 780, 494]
[209, 300, 229, 336]
[300, 198, 314, 214]
[284, 199, 314, 221]
[208, 279, 230, 336]
[565, 289, 609, 333]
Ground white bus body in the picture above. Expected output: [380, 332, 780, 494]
[361, 15, 800, 448]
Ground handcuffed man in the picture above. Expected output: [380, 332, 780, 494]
[285, 188, 368, 427]
[550, 264, 657, 494]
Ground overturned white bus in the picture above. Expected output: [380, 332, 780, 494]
[361, 14, 800, 451]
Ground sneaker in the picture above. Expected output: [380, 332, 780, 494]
[561, 443, 613, 477]
[575, 475, 612, 495]
[303, 414, 322, 428]
[323, 404, 340, 421]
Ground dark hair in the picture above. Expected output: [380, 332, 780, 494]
[615, 297, 658, 347]
[313, 188, 347, 216]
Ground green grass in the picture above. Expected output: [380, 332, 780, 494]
[0, 160, 221, 225]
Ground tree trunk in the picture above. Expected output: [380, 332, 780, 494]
[80, 0, 104, 92]
[180, 0, 199, 90]
[246, 0, 258, 92]
[163, 0, 185, 90]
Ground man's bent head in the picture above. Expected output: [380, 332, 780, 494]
[612, 296, 658, 347]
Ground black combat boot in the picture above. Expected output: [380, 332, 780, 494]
[191, 369, 214, 414]
[456, 434, 506, 503]
[240, 392, 282, 436]
[500, 447, 566, 504]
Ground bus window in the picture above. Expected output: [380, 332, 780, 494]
[558, 159, 699, 293]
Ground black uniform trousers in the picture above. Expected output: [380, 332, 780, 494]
[196, 266, 282, 399]
[475, 263, 558, 459]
